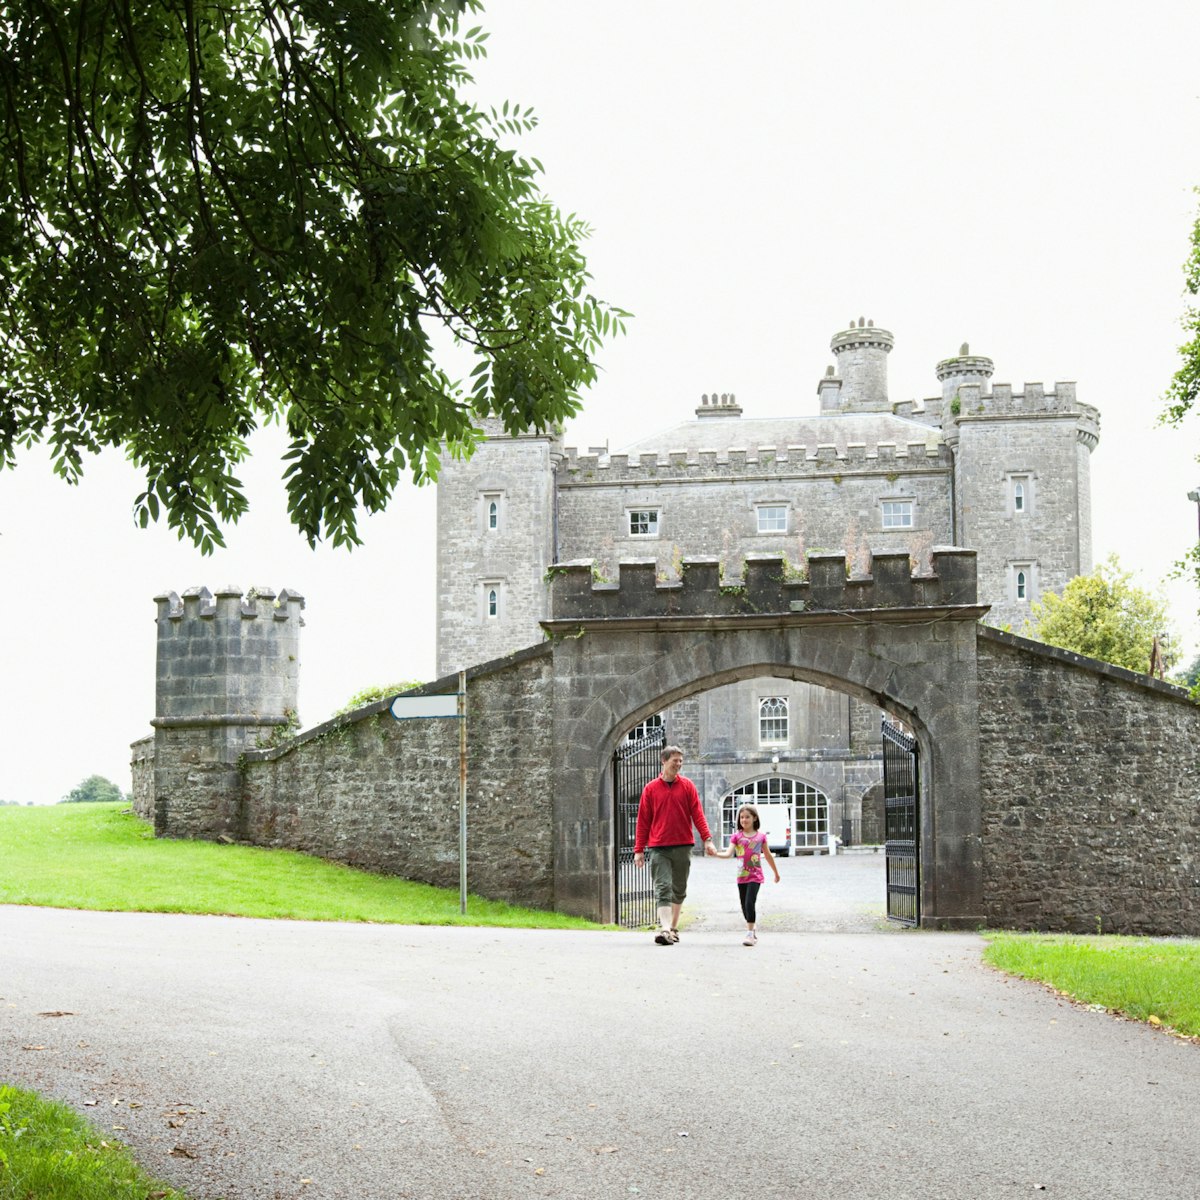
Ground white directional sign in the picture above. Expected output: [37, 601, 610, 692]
[389, 694, 460, 720]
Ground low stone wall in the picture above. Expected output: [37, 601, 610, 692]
[143, 645, 557, 911]
[977, 628, 1200, 936]
[130, 736, 154, 821]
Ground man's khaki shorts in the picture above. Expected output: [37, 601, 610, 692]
[648, 844, 693, 905]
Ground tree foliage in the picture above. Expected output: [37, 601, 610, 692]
[1024, 555, 1177, 674]
[0, 1, 625, 551]
[1163, 192, 1200, 588]
[60, 774, 127, 804]
[1163, 191, 1200, 431]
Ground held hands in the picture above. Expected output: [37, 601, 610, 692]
[704, 839, 717, 857]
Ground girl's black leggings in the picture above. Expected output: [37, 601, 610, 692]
[738, 881, 761, 924]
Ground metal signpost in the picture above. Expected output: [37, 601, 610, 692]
[390, 670, 468, 914]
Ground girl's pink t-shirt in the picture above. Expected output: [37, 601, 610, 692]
[730, 830, 766, 883]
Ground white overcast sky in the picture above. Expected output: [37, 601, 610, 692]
[3, 0, 1200, 804]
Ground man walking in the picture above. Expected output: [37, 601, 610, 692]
[633, 745, 715, 944]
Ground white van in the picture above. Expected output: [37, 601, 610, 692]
[754, 802, 792, 857]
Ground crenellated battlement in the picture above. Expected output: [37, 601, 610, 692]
[154, 585, 304, 729]
[558, 439, 948, 483]
[155, 585, 305, 623]
[948, 380, 1096, 420]
[546, 548, 979, 622]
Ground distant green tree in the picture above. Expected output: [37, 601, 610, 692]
[1024, 555, 1177, 674]
[1173, 653, 1200, 691]
[60, 775, 127, 805]
[1162, 191, 1200, 591]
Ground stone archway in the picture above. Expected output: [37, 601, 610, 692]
[543, 550, 987, 926]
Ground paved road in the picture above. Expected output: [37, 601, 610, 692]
[681, 847, 889, 934]
[2, 902, 1198, 1200]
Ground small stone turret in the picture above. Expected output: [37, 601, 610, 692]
[936, 343, 995, 438]
[151, 586, 304, 839]
[827, 317, 894, 412]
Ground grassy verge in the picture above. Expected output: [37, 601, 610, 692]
[0, 802, 602, 929]
[983, 932, 1200, 1038]
[0, 1085, 196, 1200]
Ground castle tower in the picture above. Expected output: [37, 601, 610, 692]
[937, 343, 1100, 630]
[151, 586, 303, 838]
[435, 418, 560, 677]
[828, 318, 894, 412]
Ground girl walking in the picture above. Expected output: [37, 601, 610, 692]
[715, 804, 780, 945]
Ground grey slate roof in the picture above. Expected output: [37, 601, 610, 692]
[611, 411, 943, 458]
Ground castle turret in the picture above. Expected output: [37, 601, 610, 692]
[151, 586, 303, 839]
[936, 343, 995, 439]
[828, 318, 894, 412]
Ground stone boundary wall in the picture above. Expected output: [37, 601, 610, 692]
[130, 736, 153, 821]
[548, 548, 979, 621]
[976, 627, 1200, 935]
[136, 645, 557, 910]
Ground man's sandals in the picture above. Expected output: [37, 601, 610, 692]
[653, 929, 679, 945]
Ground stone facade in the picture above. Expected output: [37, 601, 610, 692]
[434, 319, 1100, 847]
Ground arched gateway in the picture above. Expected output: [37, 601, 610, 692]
[544, 549, 984, 927]
[136, 553, 1200, 936]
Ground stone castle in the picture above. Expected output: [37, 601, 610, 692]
[434, 318, 1101, 847]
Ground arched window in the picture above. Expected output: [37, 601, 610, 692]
[759, 697, 788, 745]
[487, 587, 499, 617]
[1016, 571, 1027, 600]
[721, 777, 829, 852]
[623, 713, 664, 745]
[487, 499, 499, 529]
[1013, 481, 1025, 512]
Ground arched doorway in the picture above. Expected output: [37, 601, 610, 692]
[720, 776, 831, 856]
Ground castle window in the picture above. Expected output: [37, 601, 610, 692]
[756, 504, 788, 534]
[483, 492, 502, 531]
[881, 500, 913, 530]
[759, 697, 789, 745]
[482, 582, 502, 619]
[1009, 474, 1032, 516]
[628, 508, 660, 537]
[1011, 563, 1035, 603]
[623, 713, 664, 745]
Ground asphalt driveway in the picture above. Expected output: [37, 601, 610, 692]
[2, 904, 1198, 1200]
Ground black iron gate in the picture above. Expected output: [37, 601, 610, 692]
[882, 720, 920, 926]
[613, 726, 666, 928]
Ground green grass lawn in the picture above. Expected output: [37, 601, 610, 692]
[983, 932, 1200, 1039]
[0, 1086, 194, 1200]
[0, 802, 601, 929]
